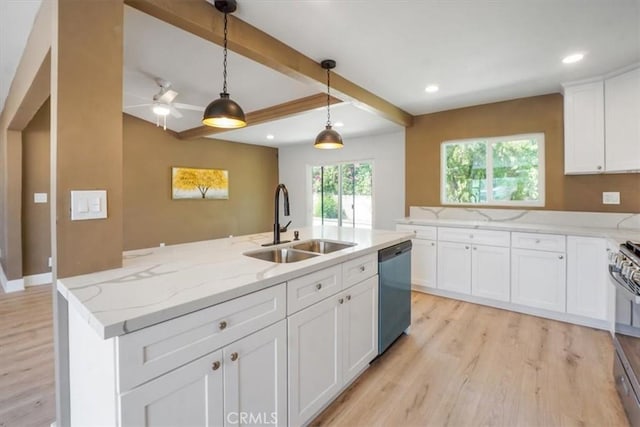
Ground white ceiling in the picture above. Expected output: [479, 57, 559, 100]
[2, 1, 639, 147]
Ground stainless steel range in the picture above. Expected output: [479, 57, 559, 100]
[610, 241, 640, 425]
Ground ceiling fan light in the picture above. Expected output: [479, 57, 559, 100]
[152, 103, 171, 116]
[314, 125, 343, 149]
[202, 93, 247, 128]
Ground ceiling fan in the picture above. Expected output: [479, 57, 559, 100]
[125, 78, 203, 130]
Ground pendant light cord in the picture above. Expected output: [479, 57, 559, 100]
[222, 12, 228, 94]
[326, 67, 331, 127]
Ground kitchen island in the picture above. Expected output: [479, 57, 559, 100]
[58, 226, 412, 426]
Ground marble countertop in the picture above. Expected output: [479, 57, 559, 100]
[396, 217, 640, 244]
[57, 226, 413, 340]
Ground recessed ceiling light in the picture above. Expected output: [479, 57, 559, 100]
[334, 122, 344, 127]
[562, 53, 584, 64]
[425, 84, 439, 93]
[266, 134, 275, 140]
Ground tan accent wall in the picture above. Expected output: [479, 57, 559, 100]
[406, 93, 640, 214]
[123, 114, 278, 250]
[22, 100, 51, 276]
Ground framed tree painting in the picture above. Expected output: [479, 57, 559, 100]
[172, 167, 229, 199]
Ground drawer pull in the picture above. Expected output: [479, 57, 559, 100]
[473, 246, 477, 250]
[346, 295, 351, 301]
[211, 361, 221, 371]
[230, 352, 239, 362]
[558, 255, 564, 260]
[359, 266, 366, 272]
[535, 239, 541, 244]
[431, 242, 435, 246]
[316, 283, 322, 290]
[339, 298, 344, 304]
[219, 321, 228, 330]
[465, 246, 470, 250]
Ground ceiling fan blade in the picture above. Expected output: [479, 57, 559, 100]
[173, 102, 204, 111]
[124, 103, 152, 109]
[158, 89, 178, 104]
[170, 107, 183, 119]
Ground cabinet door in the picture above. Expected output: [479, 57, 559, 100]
[567, 236, 607, 320]
[605, 67, 640, 172]
[120, 350, 224, 427]
[412, 239, 437, 288]
[223, 320, 287, 427]
[288, 295, 342, 427]
[437, 241, 471, 294]
[472, 245, 510, 302]
[563, 81, 605, 174]
[342, 276, 378, 384]
[511, 248, 566, 312]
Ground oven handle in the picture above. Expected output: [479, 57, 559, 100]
[610, 264, 640, 304]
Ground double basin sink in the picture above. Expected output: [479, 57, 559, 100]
[245, 239, 356, 263]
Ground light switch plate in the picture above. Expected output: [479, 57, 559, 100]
[603, 191, 621, 205]
[34, 193, 48, 204]
[71, 190, 107, 220]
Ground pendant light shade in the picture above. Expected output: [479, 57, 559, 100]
[314, 59, 343, 149]
[203, 0, 247, 129]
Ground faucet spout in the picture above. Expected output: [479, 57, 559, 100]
[263, 184, 291, 246]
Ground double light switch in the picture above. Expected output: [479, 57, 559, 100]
[70, 190, 107, 220]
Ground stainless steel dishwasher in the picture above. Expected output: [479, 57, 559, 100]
[378, 240, 412, 355]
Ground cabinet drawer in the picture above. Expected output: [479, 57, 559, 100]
[512, 232, 566, 252]
[117, 283, 286, 392]
[287, 265, 342, 315]
[438, 227, 510, 247]
[396, 224, 437, 240]
[342, 253, 378, 289]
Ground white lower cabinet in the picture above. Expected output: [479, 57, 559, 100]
[567, 236, 608, 320]
[120, 319, 287, 427]
[471, 245, 510, 302]
[437, 241, 472, 294]
[511, 248, 566, 312]
[288, 276, 378, 427]
[411, 238, 437, 288]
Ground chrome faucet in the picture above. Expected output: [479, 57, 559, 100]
[263, 183, 290, 246]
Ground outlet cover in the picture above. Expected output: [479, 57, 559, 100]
[603, 191, 621, 205]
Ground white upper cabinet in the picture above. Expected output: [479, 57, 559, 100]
[563, 65, 640, 174]
[563, 81, 605, 174]
[605, 67, 640, 172]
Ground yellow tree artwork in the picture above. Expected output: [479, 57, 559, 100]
[172, 167, 229, 199]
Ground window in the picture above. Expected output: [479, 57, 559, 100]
[311, 161, 373, 228]
[441, 133, 544, 206]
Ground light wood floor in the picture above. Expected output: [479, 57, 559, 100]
[0, 288, 629, 427]
[0, 285, 55, 427]
[313, 292, 629, 427]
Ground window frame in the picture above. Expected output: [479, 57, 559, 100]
[440, 133, 545, 207]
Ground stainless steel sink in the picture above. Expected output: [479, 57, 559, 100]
[244, 248, 319, 263]
[291, 239, 356, 254]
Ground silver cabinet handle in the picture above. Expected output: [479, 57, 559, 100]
[230, 352, 239, 362]
[346, 295, 351, 301]
[316, 283, 322, 290]
[338, 298, 344, 304]
[559, 255, 564, 260]
[473, 246, 477, 250]
[219, 321, 227, 330]
[431, 242, 435, 246]
[597, 165, 602, 170]
[359, 266, 365, 272]
[535, 239, 540, 244]
[465, 246, 469, 250]
[212, 361, 221, 371]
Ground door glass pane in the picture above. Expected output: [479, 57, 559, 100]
[492, 138, 539, 202]
[317, 165, 339, 226]
[353, 162, 372, 229]
[311, 166, 323, 226]
[341, 163, 355, 228]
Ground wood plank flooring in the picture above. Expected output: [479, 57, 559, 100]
[0, 285, 55, 427]
[313, 292, 629, 427]
[0, 287, 628, 427]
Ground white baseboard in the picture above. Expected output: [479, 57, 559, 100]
[0, 263, 25, 293]
[24, 272, 52, 287]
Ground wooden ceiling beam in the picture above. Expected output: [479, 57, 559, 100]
[177, 93, 340, 140]
[124, 0, 413, 127]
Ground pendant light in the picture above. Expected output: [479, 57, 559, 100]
[314, 59, 343, 149]
[202, 0, 247, 128]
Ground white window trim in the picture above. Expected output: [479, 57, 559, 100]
[440, 133, 545, 207]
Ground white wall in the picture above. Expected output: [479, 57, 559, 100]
[278, 130, 405, 230]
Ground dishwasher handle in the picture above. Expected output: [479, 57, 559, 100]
[379, 240, 412, 262]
